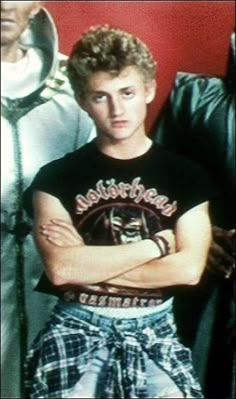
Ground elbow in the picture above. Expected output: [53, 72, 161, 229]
[187, 275, 201, 286]
[185, 263, 205, 286]
[44, 258, 72, 287]
[44, 257, 86, 286]
[46, 265, 67, 287]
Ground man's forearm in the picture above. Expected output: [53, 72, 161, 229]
[36, 218, 175, 288]
[106, 250, 206, 289]
[106, 204, 212, 289]
[37, 234, 160, 287]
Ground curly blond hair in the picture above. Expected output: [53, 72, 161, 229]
[67, 24, 157, 100]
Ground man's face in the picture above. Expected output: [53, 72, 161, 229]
[1, 1, 40, 46]
[82, 66, 156, 143]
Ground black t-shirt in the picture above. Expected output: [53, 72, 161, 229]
[24, 140, 217, 305]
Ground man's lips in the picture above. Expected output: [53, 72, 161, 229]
[1, 18, 16, 26]
[111, 120, 128, 128]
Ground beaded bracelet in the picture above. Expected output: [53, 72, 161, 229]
[150, 234, 170, 257]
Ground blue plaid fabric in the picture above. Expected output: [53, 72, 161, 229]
[24, 301, 203, 398]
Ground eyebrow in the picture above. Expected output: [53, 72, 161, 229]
[89, 86, 136, 95]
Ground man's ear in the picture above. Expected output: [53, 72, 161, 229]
[145, 80, 157, 104]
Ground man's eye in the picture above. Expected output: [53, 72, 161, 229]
[123, 91, 135, 98]
[93, 95, 106, 103]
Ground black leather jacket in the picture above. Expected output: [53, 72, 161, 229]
[153, 70, 235, 228]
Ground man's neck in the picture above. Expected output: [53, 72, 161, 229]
[97, 136, 153, 160]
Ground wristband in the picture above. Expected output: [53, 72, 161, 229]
[150, 234, 170, 257]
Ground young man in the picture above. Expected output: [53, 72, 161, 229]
[24, 25, 215, 398]
[1, 2, 94, 397]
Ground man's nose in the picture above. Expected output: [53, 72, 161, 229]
[109, 97, 124, 117]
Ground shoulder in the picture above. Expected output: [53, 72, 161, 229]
[151, 142, 216, 194]
[171, 72, 233, 115]
[40, 141, 95, 174]
[152, 142, 205, 172]
[23, 142, 95, 216]
[173, 72, 225, 95]
[151, 144, 217, 214]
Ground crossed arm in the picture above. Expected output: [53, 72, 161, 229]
[33, 190, 212, 289]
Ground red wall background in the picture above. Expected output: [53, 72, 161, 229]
[46, 1, 235, 132]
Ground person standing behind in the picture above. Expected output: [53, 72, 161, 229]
[153, 31, 235, 399]
[1, 2, 95, 397]
[23, 25, 216, 398]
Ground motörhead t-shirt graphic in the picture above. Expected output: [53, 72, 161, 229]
[25, 139, 216, 306]
[75, 175, 176, 246]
